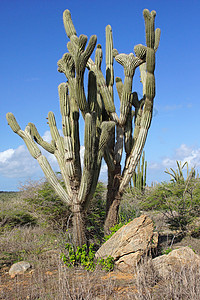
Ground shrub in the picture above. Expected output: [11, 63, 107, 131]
[0, 210, 37, 231]
[86, 182, 106, 244]
[21, 180, 71, 230]
[140, 163, 200, 232]
[60, 243, 114, 272]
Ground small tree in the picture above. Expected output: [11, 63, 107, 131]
[6, 8, 160, 245]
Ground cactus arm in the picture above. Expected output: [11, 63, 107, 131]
[58, 82, 81, 188]
[115, 77, 123, 100]
[87, 58, 119, 123]
[154, 28, 161, 52]
[132, 98, 145, 148]
[57, 53, 75, 81]
[48, 111, 60, 143]
[95, 44, 103, 70]
[119, 9, 159, 193]
[106, 25, 114, 101]
[37, 155, 71, 205]
[28, 122, 55, 154]
[78, 113, 96, 204]
[88, 70, 102, 128]
[73, 35, 97, 117]
[6, 113, 71, 205]
[139, 63, 147, 95]
[115, 53, 143, 125]
[63, 9, 77, 39]
[58, 83, 71, 137]
[124, 106, 132, 156]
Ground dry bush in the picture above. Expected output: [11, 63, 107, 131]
[0, 225, 63, 268]
[130, 257, 200, 300]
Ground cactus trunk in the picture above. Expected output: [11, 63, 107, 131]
[72, 201, 87, 247]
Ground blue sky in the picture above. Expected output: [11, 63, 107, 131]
[1, 0, 200, 191]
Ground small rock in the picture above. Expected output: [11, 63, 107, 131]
[9, 261, 31, 278]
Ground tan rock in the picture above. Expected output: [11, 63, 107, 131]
[153, 246, 200, 278]
[9, 261, 31, 278]
[96, 215, 158, 272]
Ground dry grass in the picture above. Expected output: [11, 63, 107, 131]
[1, 251, 200, 299]
[130, 256, 200, 300]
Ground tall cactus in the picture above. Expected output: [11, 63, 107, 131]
[6, 8, 160, 242]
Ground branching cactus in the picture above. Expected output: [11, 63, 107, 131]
[6, 8, 160, 242]
[104, 9, 160, 233]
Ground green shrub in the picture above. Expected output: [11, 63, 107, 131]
[23, 180, 71, 230]
[86, 182, 106, 244]
[0, 210, 37, 231]
[60, 243, 114, 272]
[140, 163, 200, 232]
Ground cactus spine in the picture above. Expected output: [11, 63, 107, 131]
[7, 8, 160, 241]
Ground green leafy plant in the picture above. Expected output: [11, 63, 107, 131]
[98, 256, 114, 272]
[60, 243, 114, 272]
[161, 247, 172, 255]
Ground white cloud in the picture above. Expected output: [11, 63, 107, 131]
[149, 144, 200, 176]
[148, 162, 160, 170]
[0, 149, 15, 163]
[42, 130, 52, 142]
[0, 145, 40, 178]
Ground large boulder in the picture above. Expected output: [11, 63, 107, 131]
[152, 246, 200, 278]
[96, 215, 158, 272]
[9, 261, 31, 278]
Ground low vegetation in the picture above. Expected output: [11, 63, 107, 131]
[0, 162, 200, 299]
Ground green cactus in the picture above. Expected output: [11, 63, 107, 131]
[7, 8, 160, 242]
[132, 151, 147, 192]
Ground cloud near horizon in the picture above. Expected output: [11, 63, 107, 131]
[149, 143, 200, 171]
[0, 142, 108, 182]
[1, 140, 198, 186]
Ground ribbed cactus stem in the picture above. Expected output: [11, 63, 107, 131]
[132, 151, 147, 191]
[63, 9, 77, 38]
[48, 111, 60, 142]
[58, 83, 71, 137]
[115, 53, 143, 125]
[87, 58, 118, 121]
[143, 9, 156, 48]
[106, 25, 114, 101]
[154, 28, 161, 52]
[115, 77, 123, 101]
[28, 122, 55, 154]
[6, 113, 21, 133]
[37, 155, 71, 205]
[95, 44, 103, 70]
